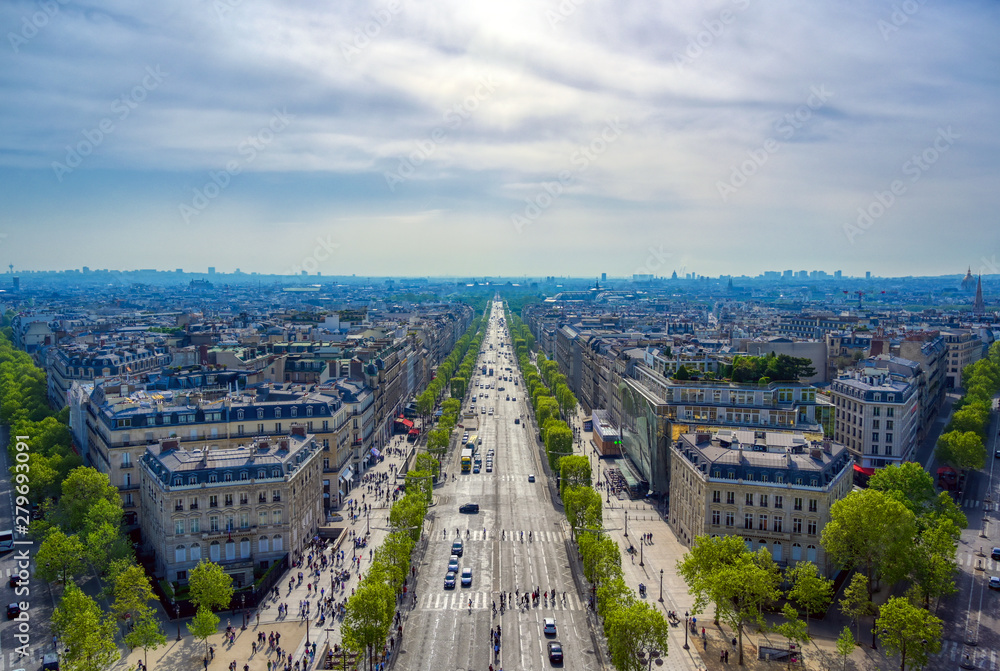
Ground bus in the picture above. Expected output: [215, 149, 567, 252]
[0, 530, 13, 553]
[466, 433, 478, 451]
[461, 448, 473, 473]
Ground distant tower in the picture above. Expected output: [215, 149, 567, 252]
[973, 275, 985, 316]
[962, 266, 976, 292]
[727, 276, 734, 293]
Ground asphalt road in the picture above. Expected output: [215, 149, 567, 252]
[395, 302, 600, 671]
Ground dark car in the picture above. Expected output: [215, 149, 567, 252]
[990, 576, 1000, 590]
[547, 641, 563, 663]
[459, 503, 480, 514]
[6, 603, 20, 619]
[528, 474, 535, 482]
[452, 540, 463, 557]
[7, 575, 18, 589]
[42, 654, 59, 671]
[444, 571, 457, 589]
[514, 418, 520, 424]
[993, 547, 1000, 561]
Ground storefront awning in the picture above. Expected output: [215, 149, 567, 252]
[853, 464, 876, 476]
[395, 417, 414, 428]
[408, 428, 419, 435]
[371, 447, 381, 458]
[339, 467, 354, 481]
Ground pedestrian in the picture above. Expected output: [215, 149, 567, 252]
[725, 649, 730, 663]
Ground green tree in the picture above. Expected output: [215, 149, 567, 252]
[52, 583, 119, 671]
[125, 608, 166, 669]
[563, 486, 602, 540]
[909, 517, 959, 610]
[188, 560, 234, 612]
[935, 430, 985, 471]
[868, 462, 937, 515]
[673, 365, 692, 380]
[414, 453, 440, 480]
[35, 529, 86, 584]
[111, 563, 160, 622]
[83, 521, 133, 574]
[55, 467, 120, 533]
[426, 428, 449, 455]
[544, 422, 574, 471]
[677, 534, 749, 624]
[773, 604, 810, 656]
[835, 626, 856, 671]
[450, 376, 466, 399]
[710, 550, 782, 665]
[559, 455, 592, 497]
[949, 403, 989, 439]
[786, 561, 834, 635]
[342, 582, 394, 671]
[605, 601, 670, 671]
[404, 469, 434, 505]
[839, 573, 876, 644]
[596, 575, 635, 620]
[876, 596, 942, 671]
[187, 606, 220, 659]
[821, 489, 915, 599]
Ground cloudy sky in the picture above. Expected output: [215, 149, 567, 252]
[1, 0, 997, 278]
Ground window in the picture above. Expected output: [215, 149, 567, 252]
[775, 474, 783, 484]
[259, 511, 268, 526]
[886, 408, 894, 417]
[272, 469, 281, 478]
[791, 543, 802, 561]
[226, 540, 236, 561]
[240, 538, 251, 558]
[886, 420, 893, 430]
[188, 476, 197, 485]
[744, 514, 754, 530]
[190, 543, 201, 561]
[758, 515, 768, 531]
[745, 493, 754, 506]
[209, 495, 218, 508]
[240, 513, 250, 529]
[272, 535, 283, 551]
[807, 544, 818, 562]
[275, 408, 281, 419]
[712, 490, 721, 504]
[793, 497, 802, 511]
[872, 407, 880, 416]
[210, 516, 220, 532]
[725, 512, 734, 527]
[258, 470, 266, 479]
[711, 510, 720, 525]
[190, 518, 200, 533]
[175, 500, 184, 511]
[807, 520, 817, 535]
[225, 494, 233, 506]
[872, 432, 879, 443]
[773, 516, 783, 532]
[175, 545, 186, 563]
[759, 494, 768, 508]
[224, 472, 233, 482]
[793, 518, 802, 534]
[257, 408, 264, 419]
[258, 493, 267, 504]
[885, 433, 892, 443]
[774, 496, 783, 509]
[225, 515, 235, 531]
[272, 490, 281, 502]
[872, 420, 880, 430]
[726, 491, 735, 505]
[209, 474, 218, 483]
[808, 499, 817, 512]
[237, 410, 245, 420]
[273, 510, 282, 525]
[210, 541, 221, 562]
[240, 493, 248, 505]
[240, 471, 249, 481]
[259, 536, 269, 553]
[174, 520, 185, 535]
[173, 477, 182, 486]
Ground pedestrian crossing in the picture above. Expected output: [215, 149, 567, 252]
[443, 529, 566, 543]
[424, 590, 583, 611]
[936, 641, 998, 670]
[962, 498, 985, 509]
[961, 552, 998, 570]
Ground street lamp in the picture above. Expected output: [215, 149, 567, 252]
[639, 537, 644, 568]
[175, 604, 181, 641]
[241, 594, 246, 631]
[683, 612, 689, 650]
[625, 511, 629, 538]
[658, 569, 663, 603]
[304, 611, 311, 645]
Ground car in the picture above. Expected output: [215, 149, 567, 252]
[7, 576, 18, 589]
[473, 465, 481, 473]
[515, 418, 520, 424]
[511, 397, 516, 401]
[990, 576, 1000, 590]
[444, 571, 457, 589]
[448, 555, 460, 572]
[528, 474, 536, 482]
[995, 449, 1000, 458]
[486, 464, 493, 472]
[42, 653, 59, 671]
[452, 540, 464, 556]
[461, 567, 473, 587]
[459, 503, 480, 514]
[482, 408, 486, 414]
[993, 547, 1000, 561]
[6, 603, 19, 619]
[543, 618, 557, 636]
[506, 396, 510, 401]
[547, 641, 563, 664]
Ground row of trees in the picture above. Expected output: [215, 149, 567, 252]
[504, 307, 576, 470]
[678, 461, 961, 668]
[707, 353, 817, 384]
[418, 308, 489, 458]
[934, 341, 1000, 472]
[341, 457, 434, 671]
[558, 455, 670, 671]
[0, 314, 82, 503]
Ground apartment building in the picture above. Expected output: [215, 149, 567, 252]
[47, 342, 172, 408]
[829, 370, 919, 471]
[139, 429, 323, 587]
[669, 429, 853, 577]
[940, 330, 984, 389]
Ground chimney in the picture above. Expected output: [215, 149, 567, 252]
[291, 425, 306, 438]
[200, 445, 209, 466]
[822, 439, 832, 454]
[810, 447, 822, 460]
[279, 439, 289, 451]
[161, 439, 179, 454]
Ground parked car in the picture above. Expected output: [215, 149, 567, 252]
[459, 503, 480, 514]
[547, 641, 563, 664]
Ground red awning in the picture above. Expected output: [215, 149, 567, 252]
[408, 428, 419, 435]
[395, 418, 414, 428]
[853, 464, 876, 476]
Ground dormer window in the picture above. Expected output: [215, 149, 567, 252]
[257, 409, 264, 419]
[275, 408, 281, 419]
[258, 470, 265, 479]
[290, 407, 297, 417]
[306, 406, 313, 417]
[237, 410, 245, 420]
[188, 476, 197, 485]
[173, 477, 182, 486]
[240, 471, 249, 481]
[272, 469, 281, 478]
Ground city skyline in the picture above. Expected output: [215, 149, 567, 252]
[2, 1, 998, 277]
